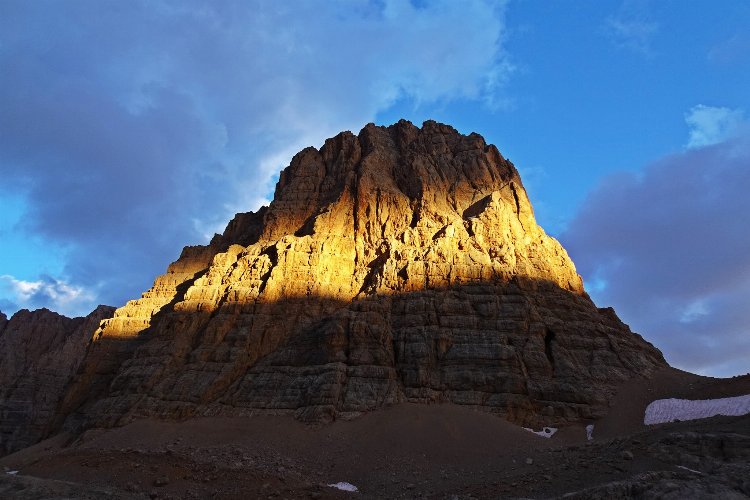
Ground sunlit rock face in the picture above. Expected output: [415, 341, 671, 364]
[64, 120, 666, 430]
[0, 305, 115, 455]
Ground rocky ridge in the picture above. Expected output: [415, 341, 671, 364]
[0, 306, 115, 455]
[55, 120, 665, 431]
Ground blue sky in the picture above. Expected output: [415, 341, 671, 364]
[1, 0, 748, 377]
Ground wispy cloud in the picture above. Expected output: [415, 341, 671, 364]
[0, 275, 96, 317]
[602, 1, 659, 56]
[708, 33, 750, 65]
[685, 104, 746, 149]
[0, 0, 513, 314]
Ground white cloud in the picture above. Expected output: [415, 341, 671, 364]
[685, 105, 746, 149]
[679, 300, 709, 324]
[0, 275, 96, 317]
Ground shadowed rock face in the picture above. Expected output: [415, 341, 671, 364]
[56, 120, 665, 431]
[0, 305, 115, 455]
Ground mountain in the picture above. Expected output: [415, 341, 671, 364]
[0, 305, 114, 455]
[4, 120, 748, 499]
[55, 119, 665, 434]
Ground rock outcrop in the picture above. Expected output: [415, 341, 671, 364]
[58, 120, 665, 431]
[0, 305, 115, 455]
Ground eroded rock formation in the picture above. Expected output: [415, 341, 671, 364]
[58, 120, 665, 430]
[0, 305, 114, 455]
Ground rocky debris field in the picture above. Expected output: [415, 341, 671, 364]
[1, 396, 748, 499]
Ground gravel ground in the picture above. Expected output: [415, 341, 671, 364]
[1, 368, 748, 499]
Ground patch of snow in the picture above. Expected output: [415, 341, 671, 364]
[522, 426, 557, 438]
[6, 470, 19, 475]
[676, 465, 703, 475]
[585, 424, 594, 441]
[644, 393, 750, 425]
[327, 482, 359, 492]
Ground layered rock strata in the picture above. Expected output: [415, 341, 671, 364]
[59, 120, 665, 430]
[0, 306, 114, 455]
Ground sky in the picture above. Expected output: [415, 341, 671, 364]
[1, 0, 748, 377]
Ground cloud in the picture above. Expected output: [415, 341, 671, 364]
[708, 33, 750, 66]
[0, 0, 512, 314]
[0, 274, 96, 317]
[685, 105, 746, 149]
[561, 119, 750, 377]
[602, 0, 659, 56]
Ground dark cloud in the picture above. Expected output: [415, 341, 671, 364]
[561, 133, 750, 377]
[0, 0, 510, 312]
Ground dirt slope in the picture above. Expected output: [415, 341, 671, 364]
[2, 370, 748, 499]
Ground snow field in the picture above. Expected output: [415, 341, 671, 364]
[644, 394, 750, 425]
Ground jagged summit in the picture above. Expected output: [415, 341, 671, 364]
[213, 119, 529, 253]
[92, 120, 586, 339]
[1, 121, 666, 455]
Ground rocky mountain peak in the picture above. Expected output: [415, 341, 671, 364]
[59, 120, 663, 431]
[1, 121, 667, 456]
[202, 120, 582, 305]
[264, 119, 522, 248]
